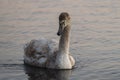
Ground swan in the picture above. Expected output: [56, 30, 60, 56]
[24, 12, 75, 69]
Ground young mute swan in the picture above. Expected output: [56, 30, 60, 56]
[24, 12, 75, 69]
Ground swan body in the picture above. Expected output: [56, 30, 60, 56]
[24, 12, 75, 69]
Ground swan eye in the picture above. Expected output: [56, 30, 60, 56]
[59, 20, 66, 27]
[60, 20, 65, 24]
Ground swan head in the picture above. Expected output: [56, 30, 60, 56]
[57, 12, 71, 36]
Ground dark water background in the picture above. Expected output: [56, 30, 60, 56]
[0, 0, 120, 80]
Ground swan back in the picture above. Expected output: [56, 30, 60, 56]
[24, 38, 58, 67]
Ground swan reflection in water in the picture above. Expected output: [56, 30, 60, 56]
[24, 65, 72, 80]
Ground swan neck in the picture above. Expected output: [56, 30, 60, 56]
[59, 25, 71, 54]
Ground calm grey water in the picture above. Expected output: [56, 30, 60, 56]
[0, 0, 120, 80]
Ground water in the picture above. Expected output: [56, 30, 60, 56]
[0, 0, 120, 80]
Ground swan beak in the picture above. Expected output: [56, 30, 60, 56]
[57, 20, 65, 36]
[57, 25, 64, 36]
[57, 32, 61, 36]
[57, 26, 63, 36]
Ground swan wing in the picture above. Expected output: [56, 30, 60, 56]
[24, 38, 58, 67]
